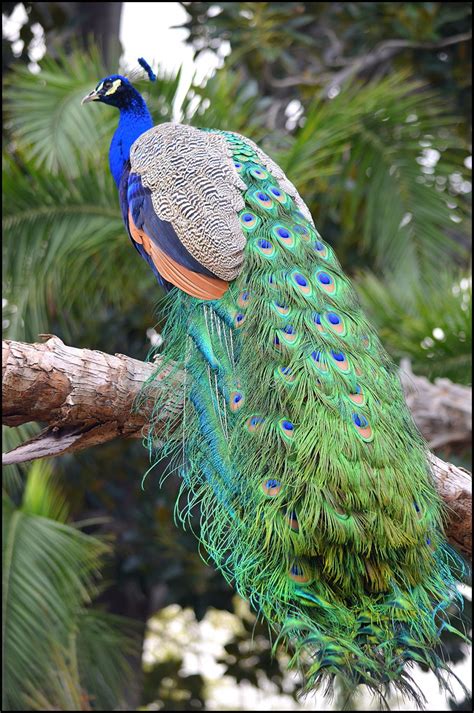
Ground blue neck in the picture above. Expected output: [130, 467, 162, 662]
[109, 95, 153, 186]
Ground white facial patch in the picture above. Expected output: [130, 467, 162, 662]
[105, 79, 122, 96]
[96, 81, 104, 92]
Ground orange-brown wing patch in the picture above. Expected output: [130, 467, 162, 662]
[128, 211, 229, 300]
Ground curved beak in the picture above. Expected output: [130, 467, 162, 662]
[81, 90, 100, 105]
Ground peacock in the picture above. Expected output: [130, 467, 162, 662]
[82, 59, 468, 706]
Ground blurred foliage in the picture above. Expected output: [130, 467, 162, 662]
[217, 609, 295, 694]
[2, 2, 122, 72]
[142, 658, 206, 711]
[2, 460, 139, 710]
[358, 269, 471, 382]
[180, 2, 472, 132]
[2, 2, 472, 710]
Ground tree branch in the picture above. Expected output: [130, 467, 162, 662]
[399, 358, 472, 452]
[2, 336, 181, 461]
[2, 337, 471, 556]
[323, 31, 472, 97]
[268, 31, 472, 91]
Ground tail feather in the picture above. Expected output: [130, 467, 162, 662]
[140, 130, 469, 705]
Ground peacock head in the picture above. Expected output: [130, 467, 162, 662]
[82, 59, 156, 110]
[81, 74, 136, 109]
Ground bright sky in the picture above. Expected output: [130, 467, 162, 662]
[120, 2, 227, 114]
[121, 2, 194, 75]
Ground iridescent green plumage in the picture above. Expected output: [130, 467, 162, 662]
[142, 130, 467, 705]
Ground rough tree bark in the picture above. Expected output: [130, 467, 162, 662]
[2, 336, 472, 557]
[399, 358, 472, 452]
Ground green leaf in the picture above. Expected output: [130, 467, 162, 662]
[3, 46, 115, 177]
[76, 609, 141, 710]
[356, 269, 472, 384]
[2, 464, 139, 710]
[21, 460, 70, 523]
[2, 487, 107, 709]
[2, 151, 152, 343]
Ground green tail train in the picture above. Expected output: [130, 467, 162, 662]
[142, 130, 468, 705]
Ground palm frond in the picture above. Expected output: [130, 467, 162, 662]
[3, 46, 186, 178]
[2, 463, 139, 711]
[3, 46, 114, 177]
[186, 66, 272, 139]
[21, 459, 70, 523]
[272, 73, 471, 281]
[356, 269, 472, 384]
[23, 641, 91, 711]
[76, 609, 141, 710]
[2, 151, 154, 343]
[2, 488, 107, 709]
[23, 610, 141, 711]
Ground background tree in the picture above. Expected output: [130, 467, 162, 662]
[2, 1, 122, 71]
[180, 2, 472, 134]
[2, 2, 472, 710]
